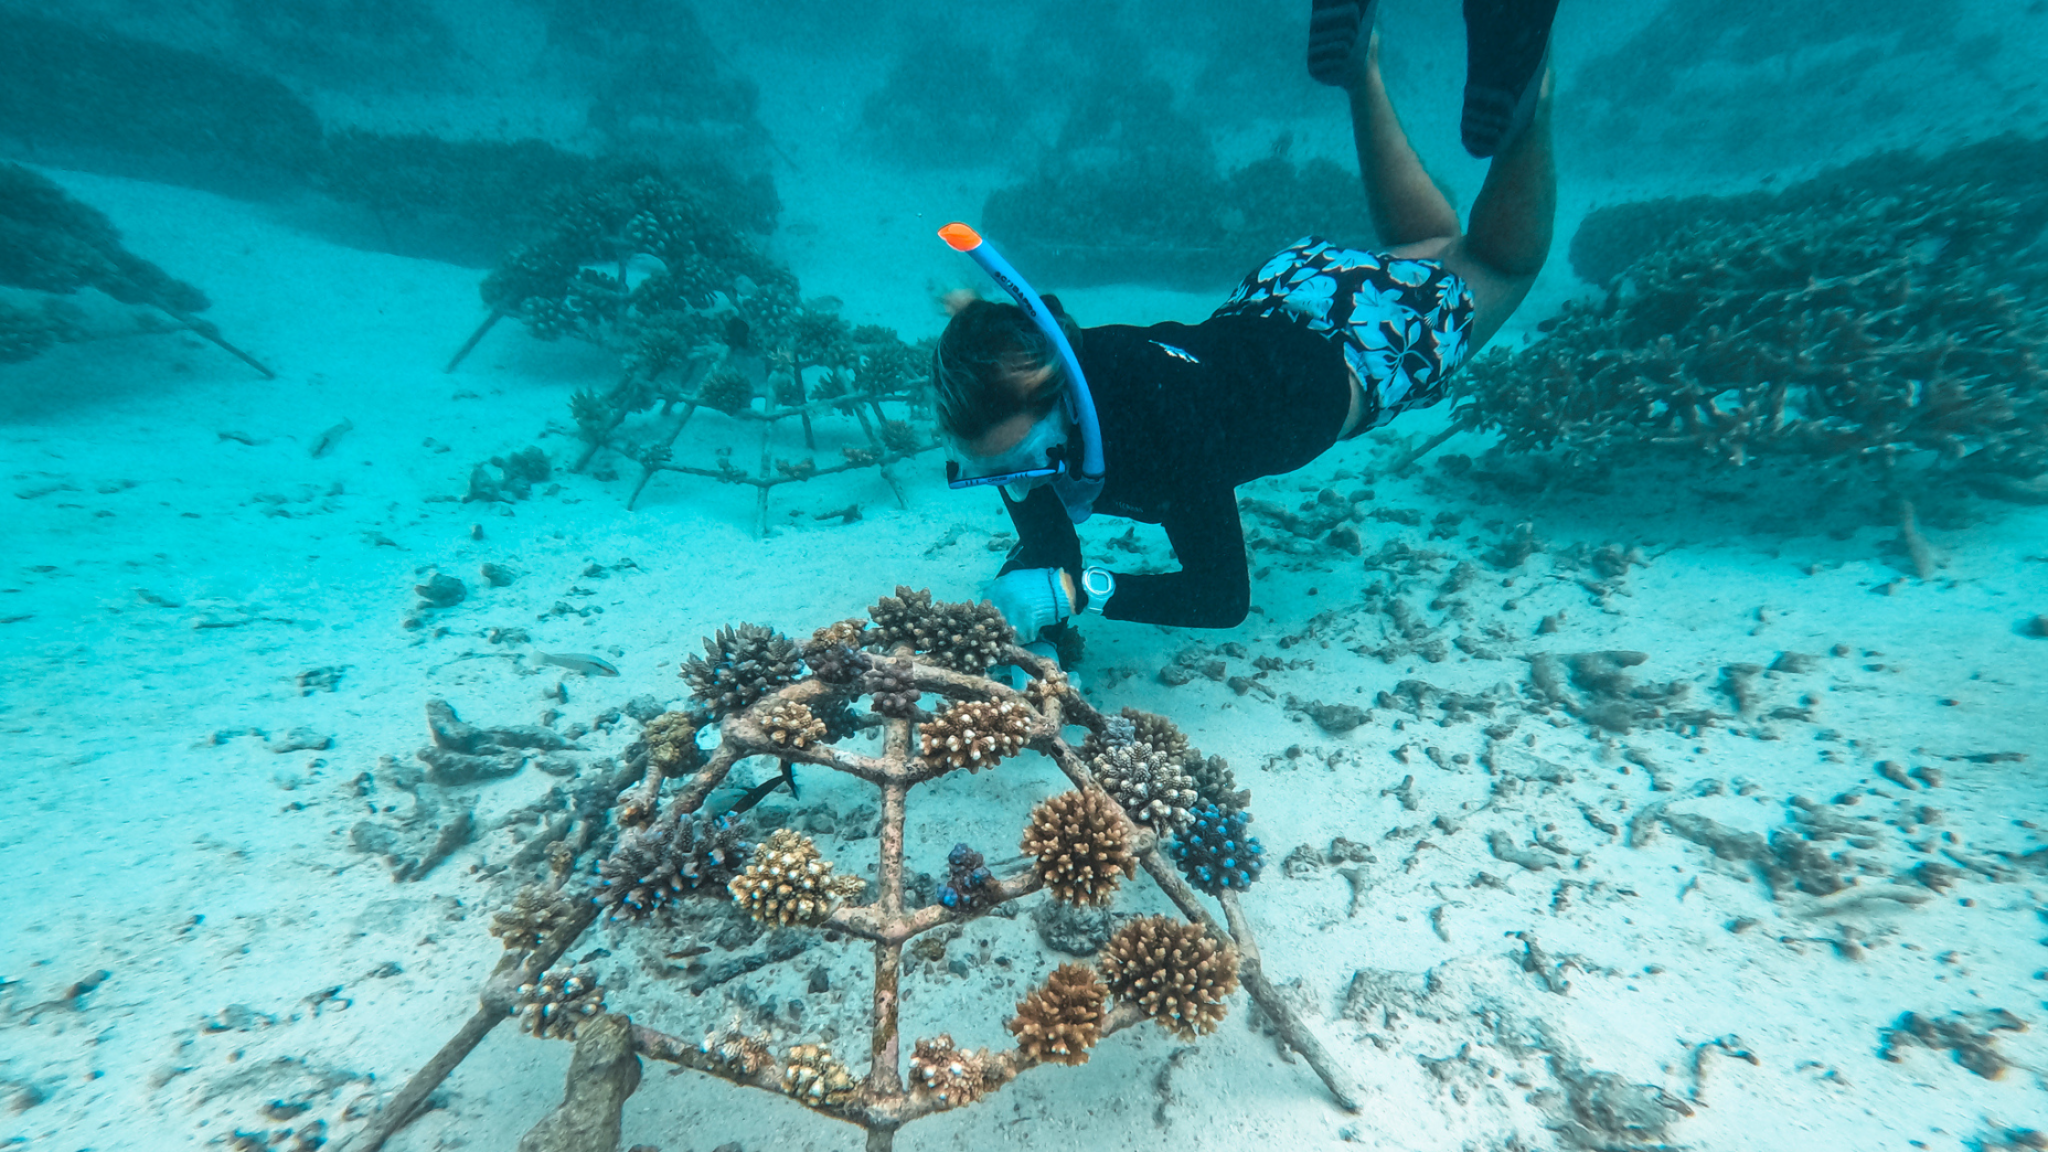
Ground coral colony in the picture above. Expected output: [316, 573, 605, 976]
[346, 586, 1356, 1152]
[450, 169, 938, 530]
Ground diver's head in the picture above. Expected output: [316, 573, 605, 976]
[931, 297, 1080, 447]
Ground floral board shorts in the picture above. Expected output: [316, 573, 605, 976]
[1213, 237, 1476, 435]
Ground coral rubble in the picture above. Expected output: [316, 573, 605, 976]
[1007, 963, 1109, 1066]
[513, 969, 606, 1040]
[728, 829, 864, 927]
[1022, 789, 1136, 906]
[1170, 803, 1265, 895]
[680, 624, 802, 718]
[1100, 916, 1240, 1040]
[919, 700, 1030, 771]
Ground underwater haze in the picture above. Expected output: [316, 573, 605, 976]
[2, 1, 2045, 1149]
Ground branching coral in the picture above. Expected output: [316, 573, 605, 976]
[1099, 916, 1240, 1041]
[935, 843, 995, 912]
[860, 656, 921, 719]
[728, 829, 865, 927]
[782, 1043, 858, 1106]
[514, 968, 606, 1040]
[1089, 719, 1199, 832]
[1170, 803, 1265, 895]
[1456, 177, 2048, 494]
[1118, 707, 1248, 813]
[700, 1016, 774, 1076]
[866, 586, 1015, 672]
[802, 619, 872, 686]
[595, 812, 749, 920]
[489, 884, 582, 951]
[641, 711, 702, 777]
[919, 700, 1029, 772]
[680, 624, 802, 718]
[908, 1035, 1011, 1109]
[1007, 963, 1109, 1066]
[1022, 790, 1136, 906]
[761, 700, 829, 749]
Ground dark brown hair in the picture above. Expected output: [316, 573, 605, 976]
[930, 298, 1080, 441]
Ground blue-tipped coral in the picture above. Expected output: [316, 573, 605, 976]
[1170, 803, 1265, 895]
[936, 842, 994, 912]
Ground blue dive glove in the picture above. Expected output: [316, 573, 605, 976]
[984, 567, 1074, 641]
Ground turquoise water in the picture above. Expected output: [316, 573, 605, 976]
[2, 2, 2044, 1150]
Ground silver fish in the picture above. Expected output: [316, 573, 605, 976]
[536, 651, 619, 676]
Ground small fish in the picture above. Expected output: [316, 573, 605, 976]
[309, 418, 353, 458]
[576, 252, 669, 292]
[536, 651, 619, 677]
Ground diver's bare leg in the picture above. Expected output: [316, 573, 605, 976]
[1348, 33, 1461, 248]
[1427, 69, 1554, 351]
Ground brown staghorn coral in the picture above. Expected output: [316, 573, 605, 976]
[909, 1035, 1011, 1109]
[1089, 719, 1199, 832]
[861, 655, 921, 718]
[489, 884, 581, 951]
[641, 710, 702, 777]
[801, 618, 872, 685]
[1024, 667, 1071, 710]
[513, 968, 605, 1040]
[867, 585, 935, 650]
[1114, 707, 1249, 813]
[680, 623, 803, 718]
[728, 828, 865, 927]
[1022, 789, 1136, 906]
[1118, 707, 1191, 764]
[1007, 963, 1109, 1066]
[1100, 916, 1239, 1040]
[761, 699, 829, 749]
[867, 586, 1016, 673]
[595, 812, 749, 920]
[919, 700, 1029, 771]
[782, 1043, 858, 1106]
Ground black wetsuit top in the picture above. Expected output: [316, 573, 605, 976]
[995, 312, 1351, 629]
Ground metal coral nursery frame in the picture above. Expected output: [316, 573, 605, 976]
[337, 636, 1358, 1152]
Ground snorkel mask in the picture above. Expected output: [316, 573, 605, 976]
[938, 223, 1105, 523]
[943, 401, 1072, 498]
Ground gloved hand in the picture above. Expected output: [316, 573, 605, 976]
[983, 567, 1074, 641]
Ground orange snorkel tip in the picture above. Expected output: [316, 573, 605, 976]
[937, 222, 982, 252]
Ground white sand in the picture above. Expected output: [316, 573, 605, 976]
[4, 7, 2047, 1151]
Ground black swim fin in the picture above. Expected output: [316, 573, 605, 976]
[1308, 0, 1379, 87]
[1461, 0, 1559, 157]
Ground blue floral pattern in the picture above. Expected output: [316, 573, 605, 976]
[1214, 237, 1476, 433]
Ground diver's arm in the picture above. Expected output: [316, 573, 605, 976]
[997, 484, 1084, 580]
[1097, 485, 1250, 629]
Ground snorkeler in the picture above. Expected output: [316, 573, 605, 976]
[937, 0, 1559, 664]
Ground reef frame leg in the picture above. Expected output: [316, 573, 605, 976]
[444, 309, 504, 373]
[335, 900, 604, 1152]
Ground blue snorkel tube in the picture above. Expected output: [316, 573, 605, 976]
[939, 222, 1105, 523]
